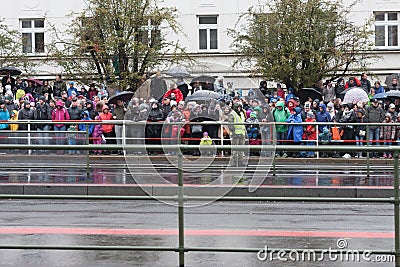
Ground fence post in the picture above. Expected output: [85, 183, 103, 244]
[85, 123, 90, 178]
[177, 150, 185, 267]
[366, 125, 370, 178]
[394, 151, 400, 267]
[28, 121, 31, 155]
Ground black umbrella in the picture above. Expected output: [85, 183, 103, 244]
[296, 88, 322, 103]
[186, 90, 220, 101]
[189, 75, 216, 87]
[108, 91, 135, 105]
[0, 66, 22, 76]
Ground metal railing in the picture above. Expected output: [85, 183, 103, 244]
[0, 121, 400, 267]
[0, 142, 399, 266]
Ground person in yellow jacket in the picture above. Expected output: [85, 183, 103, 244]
[228, 103, 247, 167]
[9, 110, 18, 131]
[199, 132, 213, 156]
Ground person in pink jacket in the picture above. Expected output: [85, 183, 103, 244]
[52, 100, 70, 154]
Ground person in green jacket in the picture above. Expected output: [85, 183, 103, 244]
[272, 101, 290, 157]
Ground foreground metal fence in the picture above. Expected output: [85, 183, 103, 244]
[0, 143, 399, 266]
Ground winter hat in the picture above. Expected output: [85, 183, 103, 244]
[250, 112, 257, 118]
[0, 100, 4, 105]
[385, 113, 392, 117]
[203, 132, 209, 137]
[39, 96, 46, 101]
[307, 111, 315, 118]
[327, 102, 334, 108]
[389, 103, 395, 109]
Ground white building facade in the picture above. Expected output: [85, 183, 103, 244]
[1, 0, 400, 88]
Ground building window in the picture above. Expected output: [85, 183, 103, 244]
[20, 19, 45, 53]
[198, 16, 218, 51]
[374, 12, 399, 47]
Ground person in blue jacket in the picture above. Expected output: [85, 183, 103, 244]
[78, 110, 94, 145]
[287, 107, 303, 157]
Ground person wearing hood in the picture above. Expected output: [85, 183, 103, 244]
[34, 96, 52, 153]
[286, 107, 303, 157]
[316, 103, 331, 133]
[78, 110, 94, 137]
[99, 105, 114, 154]
[163, 82, 183, 104]
[285, 88, 295, 103]
[380, 113, 395, 159]
[84, 100, 98, 120]
[67, 81, 78, 97]
[52, 100, 70, 154]
[18, 101, 34, 131]
[302, 111, 317, 158]
[0, 100, 10, 132]
[228, 103, 247, 166]
[286, 98, 297, 114]
[272, 101, 290, 157]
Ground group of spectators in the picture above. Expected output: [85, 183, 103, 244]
[0, 71, 399, 160]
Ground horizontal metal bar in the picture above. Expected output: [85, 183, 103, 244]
[186, 247, 395, 255]
[0, 244, 393, 255]
[0, 245, 176, 251]
[0, 144, 399, 153]
[0, 194, 393, 203]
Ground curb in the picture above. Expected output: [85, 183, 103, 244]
[0, 184, 394, 199]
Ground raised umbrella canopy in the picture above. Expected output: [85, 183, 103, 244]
[185, 90, 220, 101]
[108, 91, 135, 105]
[165, 66, 190, 78]
[0, 66, 22, 76]
[343, 87, 369, 104]
[296, 88, 322, 103]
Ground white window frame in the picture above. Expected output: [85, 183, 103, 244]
[20, 18, 46, 54]
[198, 15, 219, 52]
[374, 11, 399, 49]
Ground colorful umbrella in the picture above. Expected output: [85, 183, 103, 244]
[343, 87, 369, 104]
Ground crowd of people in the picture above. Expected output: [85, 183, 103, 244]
[0, 71, 398, 161]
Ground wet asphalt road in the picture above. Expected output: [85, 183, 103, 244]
[0, 199, 396, 266]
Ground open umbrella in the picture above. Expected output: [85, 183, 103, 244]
[296, 88, 322, 103]
[189, 75, 215, 86]
[386, 90, 400, 99]
[186, 90, 220, 101]
[0, 66, 22, 76]
[371, 92, 388, 100]
[108, 91, 134, 105]
[343, 87, 369, 104]
[25, 78, 43, 86]
[165, 66, 190, 78]
[385, 73, 400, 87]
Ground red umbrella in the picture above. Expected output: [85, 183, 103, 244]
[26, 78, 43, 86]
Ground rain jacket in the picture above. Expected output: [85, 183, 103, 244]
[287, 107, 303, 142]
[316, 103, 331, 133]
[272, 101, 290, 133]
[0, 108, 10, 129]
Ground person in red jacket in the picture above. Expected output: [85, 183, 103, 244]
[163, 83, 183, 104]
[52, 100, 70, 154]
[99, 105, 114, 154]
